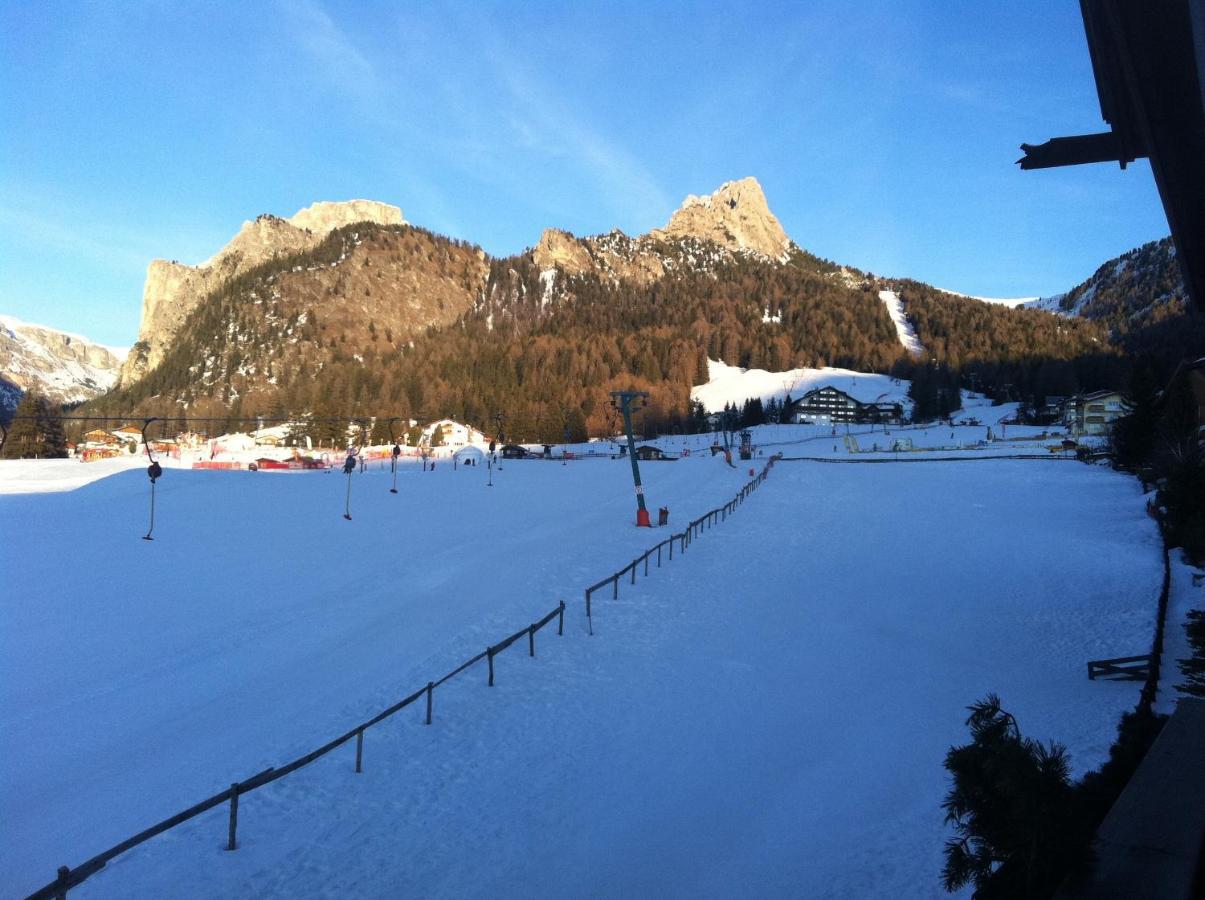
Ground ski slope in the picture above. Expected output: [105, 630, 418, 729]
[0, 455, 1161, 897]
[878, 289, 924, 356]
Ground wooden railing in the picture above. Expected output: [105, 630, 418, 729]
[583, 456, 778, 633]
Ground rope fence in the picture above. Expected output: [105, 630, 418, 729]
[583, 455, 779, 634]
[1137, 529, 1174, 714]
[776, 454, 1075, 464]
[24, 456, 779, 900]
[25, 601, 567, 900]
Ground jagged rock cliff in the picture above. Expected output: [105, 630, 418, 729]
[651, 177, 792, 261]
[531, 176, 793, 286]
[118, 200, 404, 386]
[0, 316, 126, 414]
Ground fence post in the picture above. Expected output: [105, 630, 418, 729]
[528, 625, 535, 657]
[487, 647, 495, 686]
[631, 562, 636, 585]
[54, 866, 69, 900]
[425, 682, 434, 724]
[644, 553, 649, 576]
[585, 589, 593, 635]
[558, 600, 565, 635]
[355, 729, 364, 773]
[226, 783, 239, 851]
[613, 575, 618, 600]
[657, 544, 662, 567]
[669, 539, 673, 561]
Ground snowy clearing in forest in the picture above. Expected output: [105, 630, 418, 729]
[0, 452, 1160, 898]
[878, 289, 924, 356]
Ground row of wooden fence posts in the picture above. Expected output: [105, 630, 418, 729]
[581, 460, 776, 635]
[222, 598, 567, 862]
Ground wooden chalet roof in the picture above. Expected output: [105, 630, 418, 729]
[1019, 0, 1205, 312]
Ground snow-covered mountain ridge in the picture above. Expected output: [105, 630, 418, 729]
[1023, 237, 1185, 331]
[0, 315, 126, 415]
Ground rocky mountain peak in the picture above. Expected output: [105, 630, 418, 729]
[652, 177, 792, 261]
[288, 200, 403, 234]
[532, 228, 594, 275]
[120, 200, 405, 386]
[0, 315, 126, 414]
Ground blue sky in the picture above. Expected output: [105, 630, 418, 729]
[0, 0, 1172, 347]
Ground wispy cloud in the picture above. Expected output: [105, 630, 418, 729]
[481, 42, 672, 229]
[276, 0, 380, 103]
[0, 200, 158, 276]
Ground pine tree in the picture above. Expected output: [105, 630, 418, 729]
[0, 392, 66, 459]
[942, 695, 1089, 898]
[2, 392, 41, 458]
[38, 399, 68, 458]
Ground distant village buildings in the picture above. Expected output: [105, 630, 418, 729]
[1061, 390, 1127, 436]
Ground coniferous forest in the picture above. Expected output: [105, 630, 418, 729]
[69, 220, 1190, 443]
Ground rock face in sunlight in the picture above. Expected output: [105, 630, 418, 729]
[117, 200, 405, 386]
[651, 176, 793, 262]
[0, 316, 125, 414]
[530, 177, 794, 287]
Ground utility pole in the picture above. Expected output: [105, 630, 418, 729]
[610, 390, 651, 527]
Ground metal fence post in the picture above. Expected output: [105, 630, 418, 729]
[487, 647, 495, 686]
[558, 601, 565, 635]
[528, 625, 535, 657]
[226, 783, 239, 851]
[586, 589, 593, 635]
[613, 576, 618, 600]
[54, 866, 69, 900]
[426, 682, 434, 724]
[355, 729, 364, 773]
[631, 563, 636, 585]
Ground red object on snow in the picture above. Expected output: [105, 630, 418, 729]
[636, 508, 651, 527]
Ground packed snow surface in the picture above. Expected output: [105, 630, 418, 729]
[691, 359, 911, 413]
[0, 447, 1162, 898]
[878, 289, 924, 355]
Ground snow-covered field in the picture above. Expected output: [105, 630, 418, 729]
[0, 446, 1163, 898]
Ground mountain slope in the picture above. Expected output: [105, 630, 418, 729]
[1025, 236, 1203, 377]
[1030, 237, 1185, 328]
[0, 316, 126, 418]
[118, 200, 404, 386]
[86, 179, 1129, 435]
